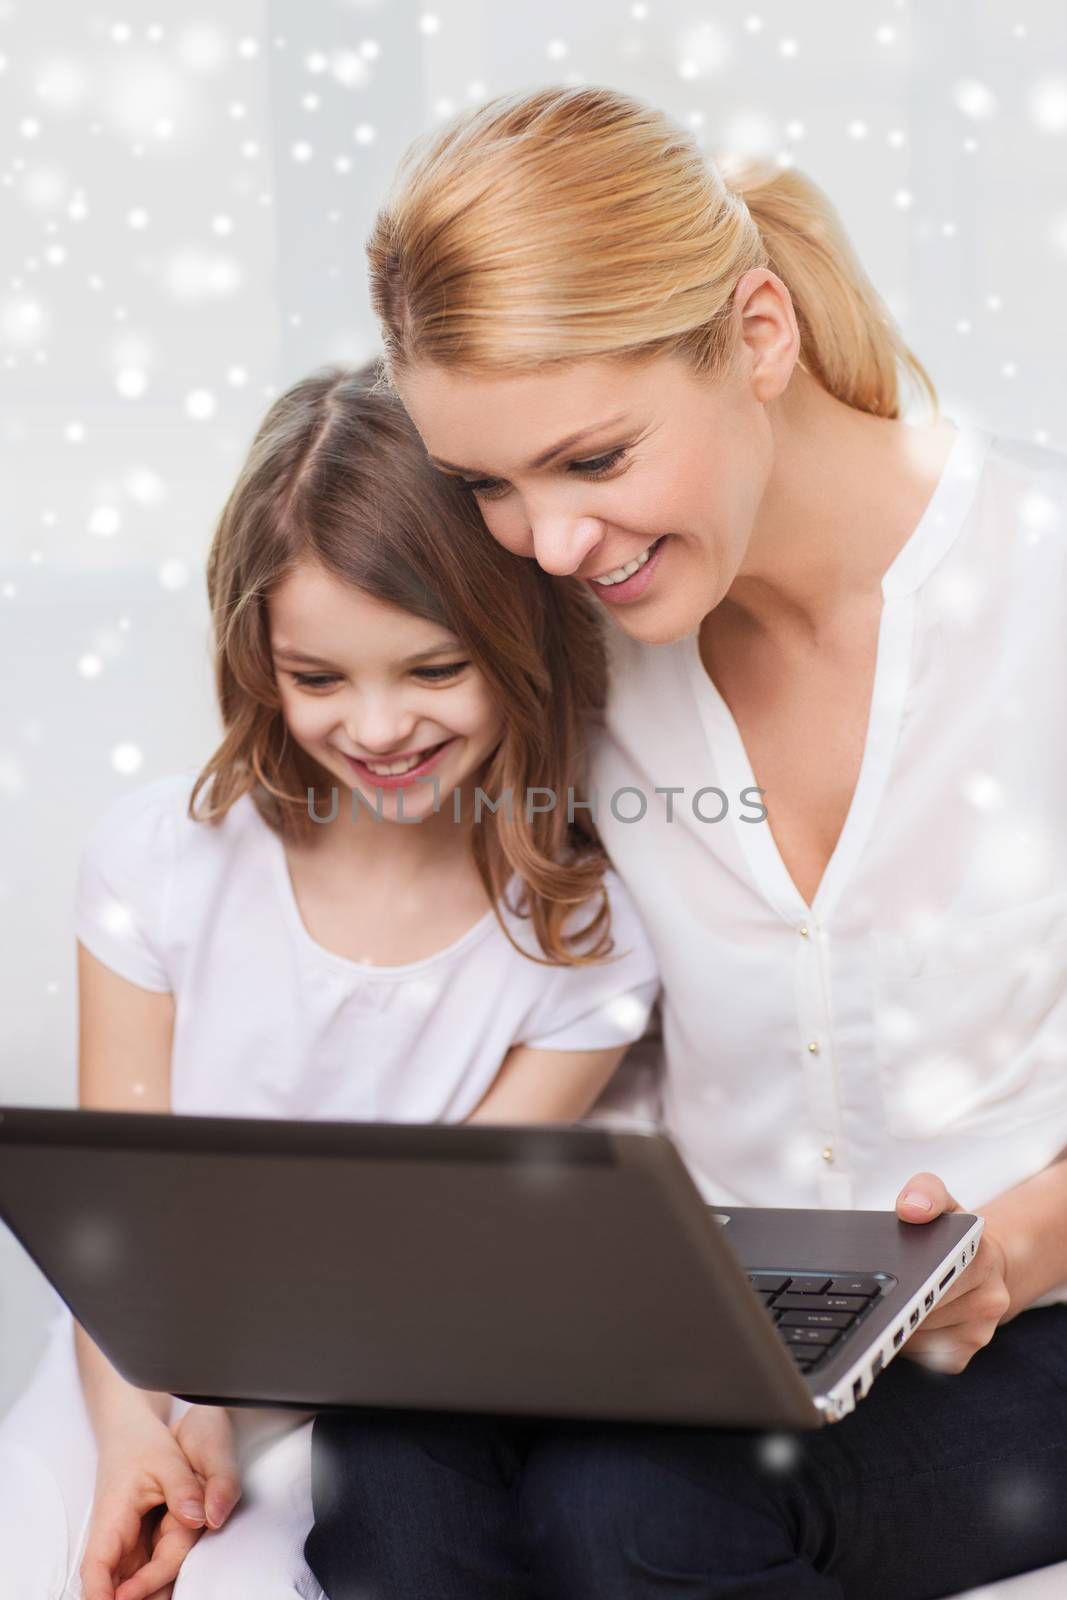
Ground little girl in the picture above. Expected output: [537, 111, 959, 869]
[0, 363, 661, 1600]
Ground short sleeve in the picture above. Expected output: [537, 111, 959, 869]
[75, 778, 181, 992]
[517, 870, 661, 1052]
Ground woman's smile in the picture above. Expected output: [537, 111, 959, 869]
[584, 534, 668, 605]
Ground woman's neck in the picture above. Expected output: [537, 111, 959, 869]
[729, 371, 956, 643]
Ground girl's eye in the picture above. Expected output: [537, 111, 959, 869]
[290, 672, 339, 689]
[455, 446, 628, 501]
[413, 661, 469, 682]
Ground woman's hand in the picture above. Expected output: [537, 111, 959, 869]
[895, 1171, 1012, 1374]
[79, 1405, 241, 1600]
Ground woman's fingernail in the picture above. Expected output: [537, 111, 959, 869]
[207, 1500, 229, 1528]
[180, 1500, 206, 1523]
[902, 1191, 933, 1211]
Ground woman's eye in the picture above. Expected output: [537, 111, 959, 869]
[290, 672, 339, 689]
[455, 446, 628, 501]
[413, 661, 469, 682]
[456, 475, 509, 501]
[568, 447, 628, 478]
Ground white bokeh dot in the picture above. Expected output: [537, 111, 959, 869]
[123, 466, 166, 505]
[88, 505, 121, 538]
[159, 558, 189, 590]
[185, 388, 217, 420]
[111, 743, 144, 776]
[1028, 77, 1067, 133]
[954, 80, 997, 121]
[115, 367, 147, 399]
[756, 1434, 801, 1472]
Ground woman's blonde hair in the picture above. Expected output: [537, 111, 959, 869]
[367, 84, 938, 419]
[190, 363, 615, 967]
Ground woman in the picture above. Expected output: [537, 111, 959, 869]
[303, 86, 1067, 1599]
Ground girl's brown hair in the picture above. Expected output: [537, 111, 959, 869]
[366, 84, 938, 420]
[189, 363, 615, 967]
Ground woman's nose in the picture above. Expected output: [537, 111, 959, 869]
[528, 514, 605, 577]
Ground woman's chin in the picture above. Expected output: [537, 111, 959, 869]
[608, 593, 706, 647]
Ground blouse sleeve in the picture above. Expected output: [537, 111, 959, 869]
[517, 869, 661, 1052]
[75, 779, 179, 992]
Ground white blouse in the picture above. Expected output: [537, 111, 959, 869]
[590, 418, 1067, 1300]
[74, 770, 660, 1124]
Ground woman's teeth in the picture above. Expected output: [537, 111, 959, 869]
[362, 747, 437, 776]
[591, 538, 660, 586]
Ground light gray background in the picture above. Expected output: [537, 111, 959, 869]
[1, 0, 1065, 1416]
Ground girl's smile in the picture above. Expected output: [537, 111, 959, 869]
[340, 736, 458, 790]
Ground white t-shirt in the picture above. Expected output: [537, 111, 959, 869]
[75, 770, 661, 1124]
[590, 418, 1067, 1275]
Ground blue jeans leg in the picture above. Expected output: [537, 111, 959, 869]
[304, 1407, 538, 1600]
[305, 1305, 1067, 1600]
[522, 1305, 1067, 1600]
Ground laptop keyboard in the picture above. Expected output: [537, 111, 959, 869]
[746, 1272, 885, 1376]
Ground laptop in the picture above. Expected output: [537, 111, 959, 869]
[0, 1105, 982, 1429]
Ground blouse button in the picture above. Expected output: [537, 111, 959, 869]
[798, 924, 810, 938]
[807, 1039, 820, 1054]
[821, 1145, 835, 1164]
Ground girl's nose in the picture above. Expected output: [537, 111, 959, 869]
[528, 514, 605, 577]
[345, 698, 418, 756]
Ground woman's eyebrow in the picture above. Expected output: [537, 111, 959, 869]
[428, 412, 630, 475]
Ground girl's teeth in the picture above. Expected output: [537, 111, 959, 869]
[363, 749, 431, 776]
[591, 539, 658, 586]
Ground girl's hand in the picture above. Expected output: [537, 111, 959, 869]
[79, 1406, 241, 1600]
[895, 1171, 1012, 1374]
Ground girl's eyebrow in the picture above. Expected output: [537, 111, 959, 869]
[428, 412, 630, 476]
[271, 642, 462, 667]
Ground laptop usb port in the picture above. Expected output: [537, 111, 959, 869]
[871, 1352, 884, 1377]
[909, 1307, 921, 1328]
[892, 1327, 904, 1349]
[938, 1266, 956, 1292]
[924, 1290, 935, 1311]
[852, 1377, 863, 1402]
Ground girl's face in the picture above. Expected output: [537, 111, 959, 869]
[396, 270, 797, 646]
[269, 561, 504, 827]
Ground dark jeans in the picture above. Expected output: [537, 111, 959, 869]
[304, 1304, 1067, 1600]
